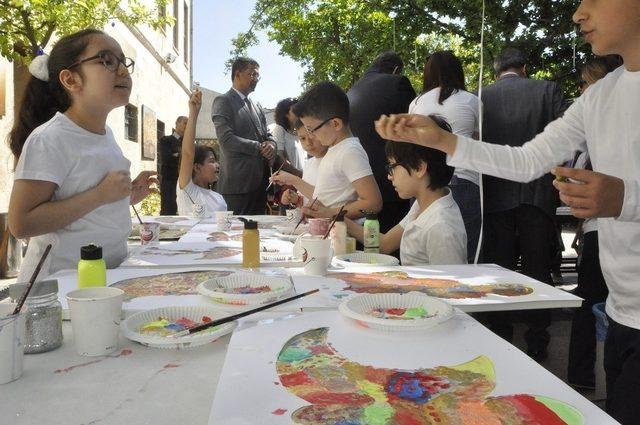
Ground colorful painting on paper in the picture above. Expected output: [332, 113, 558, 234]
[152, 216, 192, 224]
[277, 327, 583, 425]
[207, 231, 243, 242]
[326, 271, 534, 299]
[111, 270, 231, 300]
[129, 226, 189, 241]
[140, 246, 241, 260]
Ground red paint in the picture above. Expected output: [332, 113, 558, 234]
[163, 363, 180, 369]
[303, 391, 373, 406]
[271, 408, 287, 416]
[394, 410, 423, 425]
[504, 394, 566, 424]
[54, 359, 102, 373]
[386, 308, 407, 315]
[202, 316, 212, 323]
[115, 349, 133, 357]
[280, 371, 314, 387]
[308, 344, 335, 356]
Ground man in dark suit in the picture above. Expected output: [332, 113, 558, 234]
[480, 48, 567, 361]
[158, 116, 187, 215]
[347, 51, 416, 232]
[212, 57, 276, 215]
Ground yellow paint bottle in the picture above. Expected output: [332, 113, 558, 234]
[77, 244, 107, 288]
[240, 218, 260, 269]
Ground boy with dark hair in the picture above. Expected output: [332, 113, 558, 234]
[345, 115, 467, 265]
[272, 82, 382, 219]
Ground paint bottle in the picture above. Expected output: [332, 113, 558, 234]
[330, 210, 348, 256]
[363, 212, 380, 253]
[240, 218, 260, 268]
[77, 244, 107, 288]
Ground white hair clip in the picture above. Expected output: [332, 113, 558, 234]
[28, 54, 50, 82]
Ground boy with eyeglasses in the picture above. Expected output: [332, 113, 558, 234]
[345, 115, 467, 265]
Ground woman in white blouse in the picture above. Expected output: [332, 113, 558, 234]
[408, 51, 481, 262]
[268, 97, 306, 171]
[176, 90, 227, 217]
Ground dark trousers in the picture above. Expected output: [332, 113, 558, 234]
[223, 180, 268, 215]
[567, 231, 608, 387]
[604, 316, 640, 424]
[481, 205, 554, 353]
[450, 178, 481, 263]
[160, 178, 177, 216]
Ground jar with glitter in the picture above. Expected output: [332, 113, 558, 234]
[10, 279, 63, 354]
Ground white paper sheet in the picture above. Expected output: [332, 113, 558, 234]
[209, 310, 614, 425]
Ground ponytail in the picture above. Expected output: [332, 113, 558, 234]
[8, 28, 105, 160]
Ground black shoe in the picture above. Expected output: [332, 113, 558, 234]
[527, 348, 549, 363]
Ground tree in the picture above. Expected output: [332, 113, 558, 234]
[0, 0, 172, 61]
[231, 0, 591, 96]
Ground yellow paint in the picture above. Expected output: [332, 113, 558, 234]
[356, 379, 387, 403]
[450, 355, 495, 381]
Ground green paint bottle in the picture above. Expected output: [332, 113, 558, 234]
[77, 244, 107, 288]
[363, 212, 380, 253]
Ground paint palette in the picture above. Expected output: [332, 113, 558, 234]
[333, 252, 400, 267]
[339, 292, 454, 331]
[121, 306, 237, 349]
[197, 272, 294, 306]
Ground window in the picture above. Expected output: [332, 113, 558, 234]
[183, 2, 189, 66]
[124, 104, 138, 142]
[173, 0, 179, 51]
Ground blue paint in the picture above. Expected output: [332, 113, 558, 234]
[387, 373, 432, 404]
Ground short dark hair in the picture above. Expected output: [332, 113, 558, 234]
[274, 98, 297, 131]
[292, 81, 349, 125]
[370, 50, 404, 74]
[384, 115, 454, 190]
[421, 50, 466, 104]
[493, 48, 526, 75]
[231, 57, 259, 82]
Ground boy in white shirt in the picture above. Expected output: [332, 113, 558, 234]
[272, 82, 382, 219]
[345, 116, 467, 265]
[375, 2, 640, 421]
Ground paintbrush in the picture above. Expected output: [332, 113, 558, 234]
[265, 161, 287, 192]
[291, 197, 317, 235]
[11, 244, 52, 316]
[131, 204, 144, 225]
[322, 205, 346, 240]
[169, 288, 319, 338]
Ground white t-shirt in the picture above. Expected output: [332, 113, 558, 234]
[14, 112, 132, 281]
[302, 156, 321, 186]
[448, 66, 640, 329]
[409, 88, 480, 185]
[312, 137, 373, 208]
[269, 123, 306, 170]
[399, 190, 467, 266]
[176, 180, 227, 217]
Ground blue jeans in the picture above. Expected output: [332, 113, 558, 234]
[449, 177, 481, 263]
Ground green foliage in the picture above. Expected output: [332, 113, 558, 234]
[0, 0, 173, 61]
[231, 0, 591, 97]
[138, 191, 160, 216]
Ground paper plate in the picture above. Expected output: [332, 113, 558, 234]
[197, 271, 293, 306]
[333, 252, 400, 267]
[121, 306, 237, 349]
[273, 223, 309, 235]
[339, 292, 454, 331]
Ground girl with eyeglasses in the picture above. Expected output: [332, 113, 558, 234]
[8, 29, 156, 281]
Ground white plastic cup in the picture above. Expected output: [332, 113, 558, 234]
[299, 235, 333, 276]
[0, 304, 26, 384]
[192, 203, 206, 218]
[215, 211, 234, 230]
[139, 222, 160, 245]
[66, 287, 124, 357]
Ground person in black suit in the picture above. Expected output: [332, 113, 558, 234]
[347, 51, 416, 232]
[158, 116, 187, 215]
[480, 48, 567, 362]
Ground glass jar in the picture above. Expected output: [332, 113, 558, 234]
[10, 279, 63, 354]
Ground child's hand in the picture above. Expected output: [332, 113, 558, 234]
[302, 200, 335, 219]
[281, 189, 299, 206]
[96, 170, 132, 204]
[270, 170, 297, 186]
[375, 113, 446, 148]
[189, 90, 202, 114]
[130, 170, 159, 205]
[552, 167, 625, 218]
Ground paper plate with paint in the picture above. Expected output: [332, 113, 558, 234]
[197, 271, 294, 306]
[333, 252, 400, 267]
[273, 223, 309, 236]
[339, 292, 454, 331]
[121, 306, 236, 349]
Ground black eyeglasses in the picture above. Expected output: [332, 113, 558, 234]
[67, 50, 135, 74]
[385, 162, 407, 176]
[304, 117, 336, 135]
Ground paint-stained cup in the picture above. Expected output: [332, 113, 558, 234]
[192, 203, 205, 218]
[66, 287, 124, 357]
[299, 235, 333, 276]
[308, 218, 331, 236]
[215, 211, 234, 230]
[286, 208, 301, 223]
[139, 222, 160, 245]
[0, 304, 25, 384]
